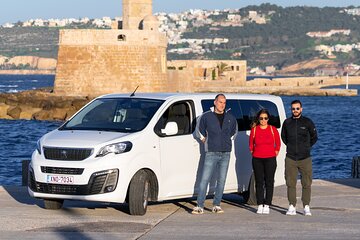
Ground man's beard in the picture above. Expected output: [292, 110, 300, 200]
[292, 112, 301, 118]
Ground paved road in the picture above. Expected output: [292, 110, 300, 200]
[0, 179, 359, 240]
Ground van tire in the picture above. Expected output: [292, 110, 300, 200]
[242, 172, 257, 205]
[128, 170, 150, 215]
[43, 199, 64, 210]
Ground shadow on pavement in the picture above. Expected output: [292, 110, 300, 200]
[3, 186, 41, 206]
[2, 185, 132, 215]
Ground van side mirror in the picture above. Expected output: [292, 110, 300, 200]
[161, 122, 178, 136]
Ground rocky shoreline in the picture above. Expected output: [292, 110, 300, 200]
[0, 88, 90, 121]
[0, 82, 358, 120]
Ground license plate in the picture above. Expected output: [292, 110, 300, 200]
[47, 175, 74, 184]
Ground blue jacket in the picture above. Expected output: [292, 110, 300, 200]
[197, 108, 237, 152]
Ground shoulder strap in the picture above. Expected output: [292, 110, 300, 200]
[270, 125, 275, 146]
[253, 126, 256, 138]
[270, 125, 274, 136]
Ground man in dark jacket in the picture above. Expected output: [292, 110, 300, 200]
[281, 100, 317, 216]
[192, 94, 237, 214]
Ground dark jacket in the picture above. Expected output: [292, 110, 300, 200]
[197, 109, 237, 152]
[281, 115, 317, 160]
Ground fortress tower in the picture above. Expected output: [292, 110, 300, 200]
[123, 0, 152, 29]
[54, 0, 167, 97]
[53, 0, 247, 96]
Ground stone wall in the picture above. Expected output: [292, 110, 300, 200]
[2, 56, 57, 70]
[245, 76, 358, 87]
[54, 29, 167, 97]
[167, 60, 247, 92]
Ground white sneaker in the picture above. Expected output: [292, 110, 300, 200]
[257, 205, 264, 214]
[304, 205, 312, 216]
[263, 204, 270, 214]
[286, 204, 296, 216]
[191, 206, 204, 215]
[212, 206, 224, 214]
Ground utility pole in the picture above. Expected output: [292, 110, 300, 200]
[346, 66, 349, 90]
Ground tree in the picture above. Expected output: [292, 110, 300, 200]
[217, 62, 231, 76]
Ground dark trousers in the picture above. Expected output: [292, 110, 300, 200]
[285, 157, 312, 207]
[252, 156, 277, 205]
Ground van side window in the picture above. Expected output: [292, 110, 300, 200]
[201, 99, 280, 131]
[240, 100, 281, 130]
[154, 101, 194, 137]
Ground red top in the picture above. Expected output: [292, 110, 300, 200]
[249, 125, 281, 158]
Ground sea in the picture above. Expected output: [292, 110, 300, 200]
[0, 75, 359, 186]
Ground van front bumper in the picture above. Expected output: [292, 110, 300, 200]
[28, 167, 119, 196]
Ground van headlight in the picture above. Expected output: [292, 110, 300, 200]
[36, 140, 42, 155]
[96, 141, 133, 157]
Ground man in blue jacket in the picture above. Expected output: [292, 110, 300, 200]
[192, 94, 237, 214]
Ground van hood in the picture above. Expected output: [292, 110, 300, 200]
[41, 130, 133, 148]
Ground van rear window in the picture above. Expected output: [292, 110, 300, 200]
[201, 99, 281, 131]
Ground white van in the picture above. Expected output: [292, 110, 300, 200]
[28, 93, 286, 215]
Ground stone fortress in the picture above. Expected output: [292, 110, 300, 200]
[54, 0, 247, 96]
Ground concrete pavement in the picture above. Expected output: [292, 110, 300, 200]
[0, 179, 359, 240]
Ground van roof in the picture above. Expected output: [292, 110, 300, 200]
[99, 92, 281, 101]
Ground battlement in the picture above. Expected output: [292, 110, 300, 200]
[59, 29, 167, 47]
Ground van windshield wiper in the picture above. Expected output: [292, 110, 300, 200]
[59, 127, 134, 133]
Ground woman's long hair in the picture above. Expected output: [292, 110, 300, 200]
[250, 109, 271, 128]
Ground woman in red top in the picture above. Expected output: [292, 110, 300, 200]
[249, 109, 281, 214]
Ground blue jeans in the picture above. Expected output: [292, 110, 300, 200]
[197, 152, 231, 208]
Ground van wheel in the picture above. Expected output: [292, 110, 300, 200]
[43, 199, 64, 210]
[128, 170, 150, 215]
[242, 172, 257, 205]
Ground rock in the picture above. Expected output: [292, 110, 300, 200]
[53, 98, 73, 108]
[52, 108, 68, 120]
[32, 110, 52, 121]
[65, 107, 79, 120]
[7, 106, 21, 119]
[0, 103, 11, 119]
[18, 105, 43, 120]
[4, 94, 19, 106]
[71, 98, 89, 109]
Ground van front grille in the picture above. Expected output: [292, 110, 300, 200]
[43, 147, 93, 161]
[41, 166, 84, 175]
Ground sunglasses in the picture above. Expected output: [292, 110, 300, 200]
[292, 107, 300, 111]
[259, 117, 269, 120]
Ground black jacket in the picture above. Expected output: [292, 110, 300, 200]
[281, 115, 318, 160]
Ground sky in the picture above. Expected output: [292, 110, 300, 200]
[1, 0, 360, 25]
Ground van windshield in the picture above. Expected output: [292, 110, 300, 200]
[59, 98, 164, 133]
